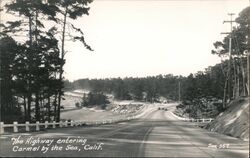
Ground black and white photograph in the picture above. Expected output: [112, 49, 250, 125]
[0, 0, 249, 157]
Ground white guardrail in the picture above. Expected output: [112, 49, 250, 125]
[0, 116, 137, 134]
[182, 118, 214, 123]
[170, 111, 214, 123]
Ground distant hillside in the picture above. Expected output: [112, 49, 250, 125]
[205, 97, 249, 141]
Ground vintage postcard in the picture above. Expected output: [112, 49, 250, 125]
[0, 0, 249, 157]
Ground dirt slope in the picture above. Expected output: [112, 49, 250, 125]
[205, 97, 249, 141]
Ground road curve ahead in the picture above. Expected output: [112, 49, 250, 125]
[0, 104, 249, 157]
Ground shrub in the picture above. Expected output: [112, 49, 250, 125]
[75, 102, 80, 108]
[81, 92, 110, 107]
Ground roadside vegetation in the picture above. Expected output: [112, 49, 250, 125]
[76, 92, 110, 109]
[0, 0, 93, 123]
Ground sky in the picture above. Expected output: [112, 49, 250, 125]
[1, 0, 249, 81]
[63, 0, 249, 81]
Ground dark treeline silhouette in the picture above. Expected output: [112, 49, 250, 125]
[0, 0, 93, 123]
[71, 75, 182, 102]
[68, 65, 226, 104]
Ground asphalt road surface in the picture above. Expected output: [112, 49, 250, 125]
[0, 104, 249, 157]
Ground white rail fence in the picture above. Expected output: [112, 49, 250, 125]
[182, 118, 214, 123]
[170, 111, 214, 123]
[0, 111, 214, 134]
[0, 116, 136, 134]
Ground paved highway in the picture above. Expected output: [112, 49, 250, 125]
[0, 104, 249, 157]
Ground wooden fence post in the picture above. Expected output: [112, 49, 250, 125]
[0, 122, 4, 134]
[53, 121, 56, 128]
[45, 121, 48, 129]
[36, 121, 40, 131]
[65, 120, 68, 127]
[25, 121, 30, 132]
[71, 120, 74, 126]
[13, 122, 18, 132]
[59, 121, 63, 127]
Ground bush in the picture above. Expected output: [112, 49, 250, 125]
[75, 102, 81, 108]
[81, 92, 110, 107]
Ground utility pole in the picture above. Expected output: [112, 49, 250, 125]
[248, 53, 250, 98]
[247, 8, 250, 100]
[0, 0, 2, 33]
[221, 13, 235, 106]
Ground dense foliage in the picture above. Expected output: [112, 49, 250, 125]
[69, 67, 225, 104]
[71, 75, 182, 102]
[0, 0, 93, 123]
[81, 92, 110, 108]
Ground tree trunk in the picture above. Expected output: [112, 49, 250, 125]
[240, 57, 246, 96]
[247, 54, 250, 96]
[228, 56, 232, 101]
[237, 64, 240, 97]
[40, 94, 44, 121]
[48, 94, 51, 122]
[27, 93, 32, 121]
[23, 95, 27, 121]
[57, 9, 68, 122]
[27, 15, 33, 122]
[248, 14, 250, 98]
[232, 58, 237, 99]
[35, 10, 38, 42]
[223, 73, 229, 109]
[54, 94, 57, 121]
[35, 92, 40, 121]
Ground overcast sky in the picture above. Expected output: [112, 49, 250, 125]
[63, 0, 249, 81]
[2, 0, 249, 81]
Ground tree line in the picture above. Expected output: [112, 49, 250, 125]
[69, 65, 226, 104]
[0, 0, 93, 123]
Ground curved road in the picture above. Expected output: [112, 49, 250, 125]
[0, 104, 249, 157]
